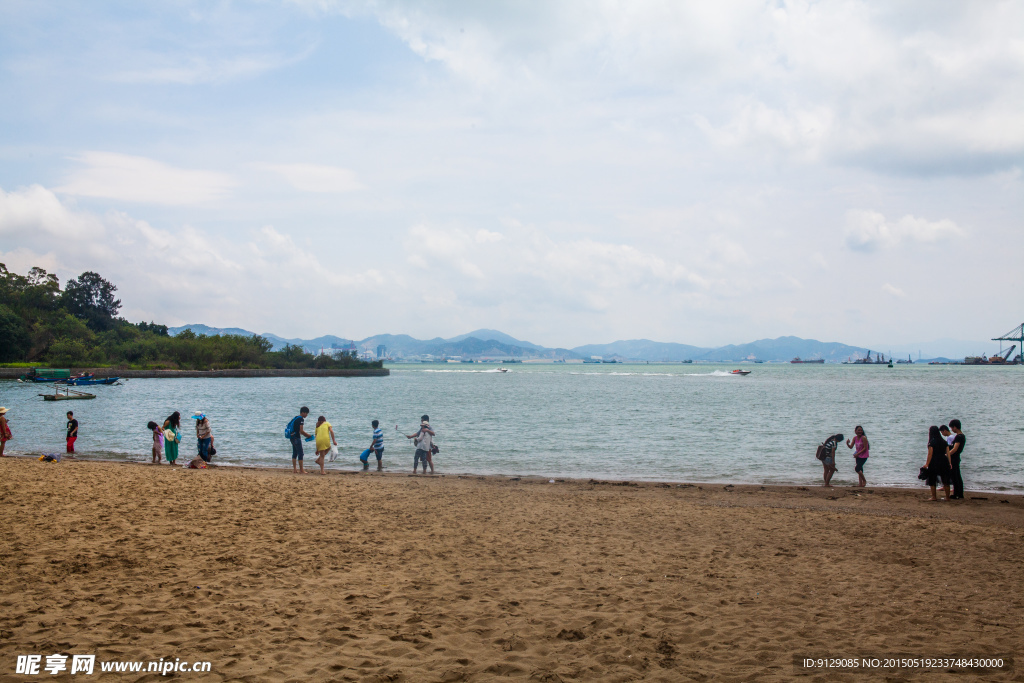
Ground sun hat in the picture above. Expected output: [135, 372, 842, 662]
[192, 411, 205, 420]
[0, 407, 8, 414]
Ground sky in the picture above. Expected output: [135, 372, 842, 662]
[0, 1, 1022, 352]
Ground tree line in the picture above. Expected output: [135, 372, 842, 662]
[0, 264, 380, 370]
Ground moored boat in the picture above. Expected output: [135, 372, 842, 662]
[66, 377, 121, 386]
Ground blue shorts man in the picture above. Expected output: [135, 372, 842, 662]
[289, 407, 312, 474]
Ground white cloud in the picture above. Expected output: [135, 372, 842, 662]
[254, 163, 365, 193]
[56, 152, 237, 205]
[110, 46, 317, 85]
[844, 210, 965, 252]
[0, 184, 102, 239]
[308, 0, 1024, 176]
[475, 229, 503, 243]
[403, 222, 708, 314]
[882, 283, 906, 298]
[0, 185, 381, 327]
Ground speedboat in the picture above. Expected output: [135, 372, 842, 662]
[730, 369, 751, 376]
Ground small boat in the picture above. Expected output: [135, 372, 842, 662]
[66, 377, 121, 386]
[40, 385, 96, 401]
[730, 369, 751, 376]
[20, 368, 73, 383]
[498, 368, 508, 373]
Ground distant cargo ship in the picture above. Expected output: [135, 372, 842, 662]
[843, 352, 889, 365]
[790, 357, 825, 364]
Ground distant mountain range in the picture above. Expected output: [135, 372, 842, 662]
[168, 324, 1001, 362]
[167, 324, 909, 362]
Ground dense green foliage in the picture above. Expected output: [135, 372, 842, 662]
[0, 264, 381, 370]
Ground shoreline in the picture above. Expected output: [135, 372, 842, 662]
[0, 367, 388, 379]
[5, 451, 1022, 504]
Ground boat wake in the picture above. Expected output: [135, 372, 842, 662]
[686, 370, 742, 377]
[420, 368, 510, 373]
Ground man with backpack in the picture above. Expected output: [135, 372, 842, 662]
[286, 407, 312, 474]
[816, 433, 844, 487]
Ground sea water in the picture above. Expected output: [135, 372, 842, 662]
[1, 363, 1020, 491]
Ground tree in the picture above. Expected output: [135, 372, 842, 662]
[62, 271, 121, 331]
[0, 303, 31, 362]
[136, 321, 169, 336]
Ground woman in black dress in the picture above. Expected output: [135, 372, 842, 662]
[924, 425, 951, 501]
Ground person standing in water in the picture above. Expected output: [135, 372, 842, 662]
[816, 433, 843, 487]
[948, 419, 966, 500]
[147, 421, 163, 463]
[288, 407, 311, 474]
[66, 411, 79, 456]
[406, 415, 435, 474]
[924, 425, 951, 502]
[193, 412, 214, 463]
[313, 415, 336, 476]
[162, 411, 181, 464]
[846, 426, 869, 487]
[0, 407, 10, 457]
[366, 420, 385, 471]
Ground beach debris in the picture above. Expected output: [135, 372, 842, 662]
[549, 479, 555, 483]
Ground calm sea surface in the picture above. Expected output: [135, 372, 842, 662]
[1, 363, 1021, 491]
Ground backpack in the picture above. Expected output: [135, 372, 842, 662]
[285, 416, 301, 439]
[815, 443, 825, 460]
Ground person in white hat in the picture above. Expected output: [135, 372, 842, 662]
[0, 407, 11, 457]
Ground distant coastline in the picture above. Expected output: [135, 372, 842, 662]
[170, 324, 1000, 364]
[0, 367, 388, 380]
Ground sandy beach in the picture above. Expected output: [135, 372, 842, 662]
[1, 457, 1022, 682]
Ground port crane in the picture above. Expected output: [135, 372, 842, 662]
[991, 323, 1024, 363]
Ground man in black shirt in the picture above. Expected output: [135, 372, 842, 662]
[948, 419, 966, 499]
[66, 411, 78, 456]
[289, 407, 311, 474]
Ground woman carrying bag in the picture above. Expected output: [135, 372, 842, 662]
[162, 411, 182, 464]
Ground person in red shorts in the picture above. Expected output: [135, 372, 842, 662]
[66, 411, 79, 455]
[0, 407, 10, 457]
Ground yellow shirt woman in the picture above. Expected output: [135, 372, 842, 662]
[315, 420, 334, 452]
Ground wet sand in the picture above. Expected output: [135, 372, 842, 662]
[1, 457, 1022, 681]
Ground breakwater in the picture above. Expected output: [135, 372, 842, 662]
[0, 368, 388, 379]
